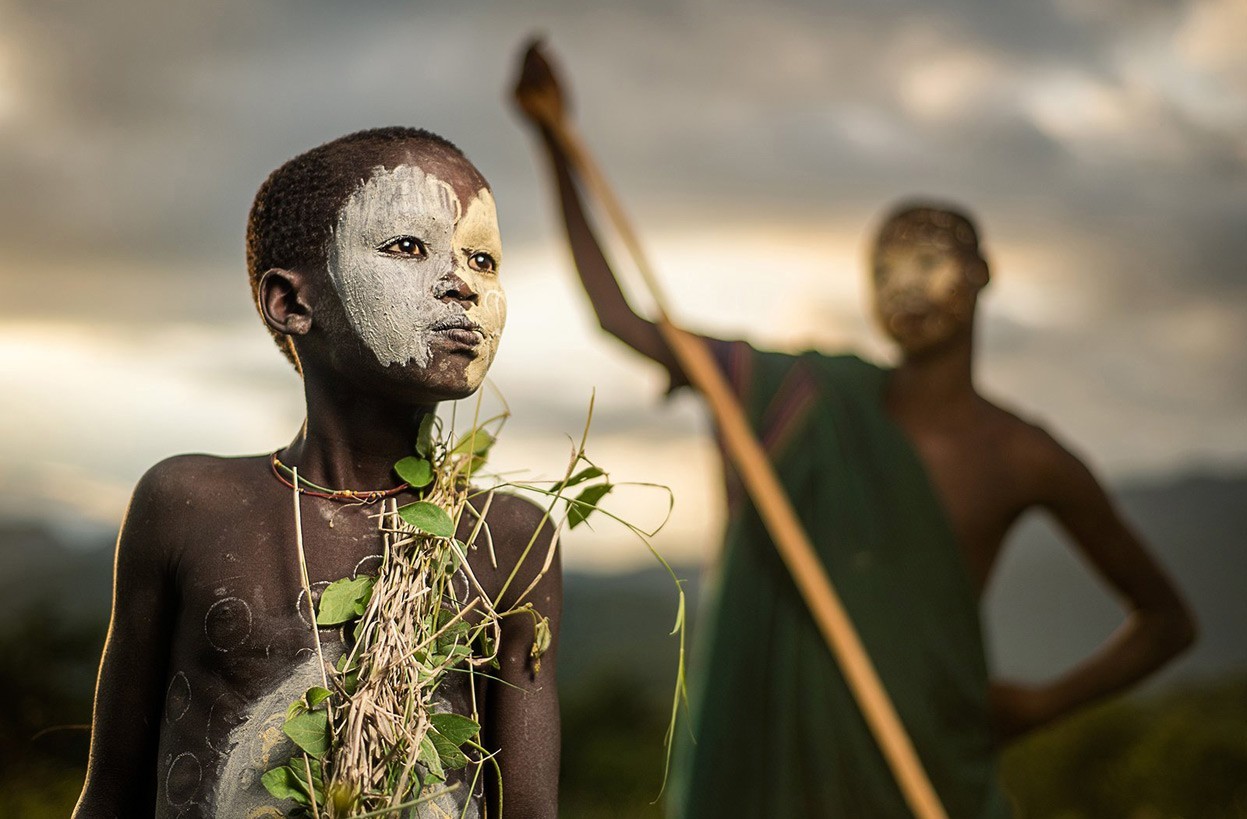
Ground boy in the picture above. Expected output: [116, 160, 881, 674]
[74, 127, 560, 818]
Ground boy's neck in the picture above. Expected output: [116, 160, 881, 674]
[282, 376, 434, 491]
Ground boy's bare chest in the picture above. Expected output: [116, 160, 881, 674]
[170, 498, 496, 683]
[156, 497, 489, 816]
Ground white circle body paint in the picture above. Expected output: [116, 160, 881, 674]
[327, 164, 505, 386]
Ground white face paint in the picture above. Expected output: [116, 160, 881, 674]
[326, 163, 505, 387]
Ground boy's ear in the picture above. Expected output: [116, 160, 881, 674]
[259, 268, 313, 337]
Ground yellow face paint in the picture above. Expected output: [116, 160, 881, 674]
[453, 188, 506, 387]
[872, 240, 976, 353]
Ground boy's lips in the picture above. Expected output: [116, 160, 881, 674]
[430, 316, 484, 348]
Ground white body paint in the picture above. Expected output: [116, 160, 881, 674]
[213, 649, 479, 818]
[213, 653, 331, 816]
[327, 164, 505, 385]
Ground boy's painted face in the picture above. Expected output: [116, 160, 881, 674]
[326, 162, 505, 392]
[872, 240, 979, 354]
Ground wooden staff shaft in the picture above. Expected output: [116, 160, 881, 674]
[545, 117, 948, 819]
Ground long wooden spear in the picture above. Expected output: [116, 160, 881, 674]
[515, 42, 948, 819]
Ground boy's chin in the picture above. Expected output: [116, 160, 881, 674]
[390, 359, 488, 403]
[316, 344, 493, 404]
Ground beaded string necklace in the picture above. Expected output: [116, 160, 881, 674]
[270, 452, 409, 502]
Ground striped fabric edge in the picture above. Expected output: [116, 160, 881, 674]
[719, 347, 818, 513]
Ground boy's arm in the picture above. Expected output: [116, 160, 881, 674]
[74, 464, 180, 817]
[514, 42, 685, 380]
[483, 495, 562, 818]
[991, 432, 1197, 743]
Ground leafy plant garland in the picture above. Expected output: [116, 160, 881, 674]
[263, 396, 687, 817]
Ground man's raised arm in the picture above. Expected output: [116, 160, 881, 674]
[513, 41, 684, 379]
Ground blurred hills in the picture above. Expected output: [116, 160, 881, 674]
[0, 468, 1243, 687]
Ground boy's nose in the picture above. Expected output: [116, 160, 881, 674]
[434, 271, 480, 306]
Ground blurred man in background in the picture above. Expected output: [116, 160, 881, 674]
[514, 42, 1195, 818]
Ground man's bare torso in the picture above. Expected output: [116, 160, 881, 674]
[887, 392, 1066, 595]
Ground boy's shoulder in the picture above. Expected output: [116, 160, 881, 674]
[467, 489, 559, 606]
[472, 490, 554, 562]
[476, 489, 549, 530]
[128, 453, 271, 530]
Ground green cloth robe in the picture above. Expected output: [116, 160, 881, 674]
[670, 343, 1011, 818]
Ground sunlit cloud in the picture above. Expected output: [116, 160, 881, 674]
[1175, 0, 1247, 96]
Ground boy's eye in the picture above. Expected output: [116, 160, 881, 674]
[468, 252, 496, 274]
[379, 237, 426, 257]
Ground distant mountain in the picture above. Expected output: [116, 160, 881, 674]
[0, 522, 113, 633]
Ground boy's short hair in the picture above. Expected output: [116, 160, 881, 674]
[246, 127, 466, 369]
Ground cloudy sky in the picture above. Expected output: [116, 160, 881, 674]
[1, 0, 1244, 570]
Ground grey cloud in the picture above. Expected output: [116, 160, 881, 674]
[0, 0, 1243, 481]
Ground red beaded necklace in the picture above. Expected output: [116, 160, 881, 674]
[270, 452, 409, 503]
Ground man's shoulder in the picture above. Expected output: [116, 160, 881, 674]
[979, 402, 1083, 482]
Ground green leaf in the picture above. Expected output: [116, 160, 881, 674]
[262, 765, 311, 805]
[289, 756, 324, 791]
[393, 456, 434, 489]
[416, 413, 437, 458]
[451, 429, 495, 458]
[305, 686, 332, 709]
[285, 699, 306, 721]
[316, 576, 373, 626]
[532, 616, 552, 657]
[435, 618, 470, 651]
[418, 733, 446, 783]
[476, 630, 498, 667]
[283, 710, 330, 757]
[555, 465, 604, 494]
[429, 730, 470, 771]
[444, 644, 472, 664]
[429, 712, 481, 746]
[398, 501, 455, 538]
[531, 615, 552, 674]
[568, 483, 612, 529]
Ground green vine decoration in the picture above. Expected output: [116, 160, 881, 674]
[263, 392, 687, 817]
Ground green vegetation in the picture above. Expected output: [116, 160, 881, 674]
[1000, 676, 1247, 818]
[3, 603, 1247, 817]
[0, 609, 100, 819]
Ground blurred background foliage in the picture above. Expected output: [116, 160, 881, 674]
[2, 568, 1245, 818]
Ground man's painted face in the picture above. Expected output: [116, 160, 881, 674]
[326, 163, 505, 391]
[872, 240, 977, 354]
